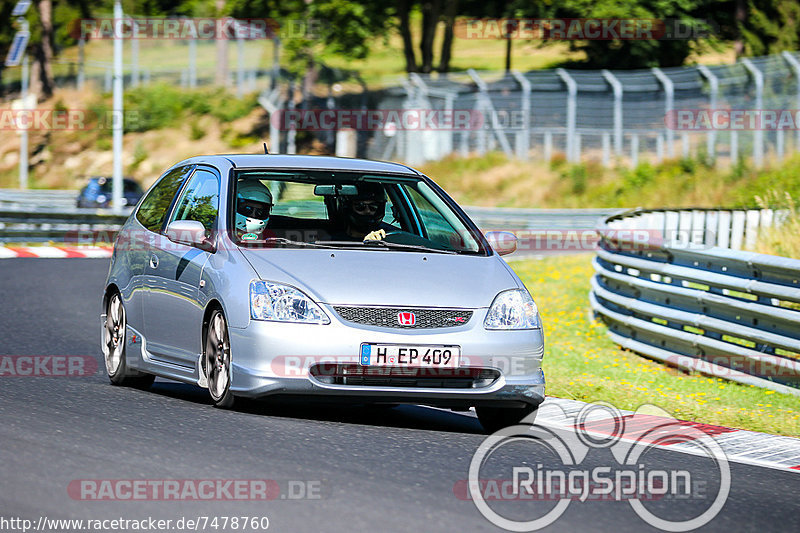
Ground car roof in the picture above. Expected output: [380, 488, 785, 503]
[177, 154, 421, 176]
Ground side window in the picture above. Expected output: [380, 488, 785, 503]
[169, 168, 220, 233]
[136, 165, 194, 232]
[403, 185, 458, 246]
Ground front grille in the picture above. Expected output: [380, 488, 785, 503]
[333, 306, 473, 329]
[310, 364, 500, 389]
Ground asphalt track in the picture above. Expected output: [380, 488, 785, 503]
[1, 259, 798, 532]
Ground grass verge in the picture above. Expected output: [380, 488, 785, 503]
[510, 254, 799, 437]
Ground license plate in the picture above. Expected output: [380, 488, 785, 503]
[359, 343, 461, 368]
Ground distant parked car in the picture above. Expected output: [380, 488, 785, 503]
[77, 177, 143, 208]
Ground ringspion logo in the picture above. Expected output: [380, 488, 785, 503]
[464, 402, 730, 531]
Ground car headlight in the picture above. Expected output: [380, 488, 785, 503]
[250, 280, 330, 324]
[484, 289, 540, 330]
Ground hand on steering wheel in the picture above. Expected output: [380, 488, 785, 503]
[364, 229, 387, 241]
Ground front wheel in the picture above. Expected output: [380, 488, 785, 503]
[103, 292, 155, 389]
[204, 309, 234, 409]
[476, 404, 538, 434]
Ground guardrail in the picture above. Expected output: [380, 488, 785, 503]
[0, 209, 130, 242]
[464, 207, 623, 230]
[591, 208, 800, 396]
[0, 189, 80, 211]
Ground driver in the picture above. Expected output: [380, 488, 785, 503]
[334, 182, 390, 241]
[235, 180, 273, 240]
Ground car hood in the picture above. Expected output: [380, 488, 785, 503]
[238, 248, 520, 308]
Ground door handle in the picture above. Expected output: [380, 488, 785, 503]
[149, 254, 159, 269]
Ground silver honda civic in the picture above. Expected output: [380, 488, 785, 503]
[102, 154, 545, 432]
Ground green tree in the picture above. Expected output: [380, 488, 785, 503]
[511, 0, 720, 69]
[739, 0, 800, 56]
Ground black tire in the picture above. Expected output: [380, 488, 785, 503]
[204, 309, 235, 409]
[103, 292, 155, 390]
[476, 404, 538, 434]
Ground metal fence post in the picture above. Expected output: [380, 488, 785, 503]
[555, 68, 577, 162]
[271, 37, 281, 90]
[682, 131, 690, 158]
[602, 132, 610, 166]
[287, 81, 297, 154]
[630, 133, 639, 167]
[697, 65, 718, 162]
[236, 22, 245, 97]
[742, 58, 764, 167]
[781, 51, 800, 151]
[410, 72, 456, 160]
[544, 131, 552, 163]
[656, 134, 664, 163]
[467, 69, 513, 157]
[129, 20, 139, 88]
[77, 37, 85, 90]
[652, 68, 674, 157]
[602, 70, 623, 155]
[510, 70, 531, 160]
[730, 130, 738, 162]
[188, 36, 197, 88]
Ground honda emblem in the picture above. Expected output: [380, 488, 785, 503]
[397, 311, 416, 326]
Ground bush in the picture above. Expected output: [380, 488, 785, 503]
[121, 85, 259, 133]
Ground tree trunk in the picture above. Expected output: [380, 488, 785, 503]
[437, 0, 457, 73]
[33, 0, 55, 99]
[419, 0, 442, 74]
[397, 0, 418, 73]
[734, 0, 746, 58]
[215, 0, 229, 86]
[505, 34, 512, 72]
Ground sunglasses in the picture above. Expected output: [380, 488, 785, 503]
[352, 201, 384, 213]
[237, 199, 272, 220]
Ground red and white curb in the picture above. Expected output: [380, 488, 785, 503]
[540, 397, 800, 474]
[0, 246, 112, 259]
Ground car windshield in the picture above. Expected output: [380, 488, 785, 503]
[230, 170, 485, 255]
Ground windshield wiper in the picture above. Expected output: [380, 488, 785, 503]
[243, 237, 335, 249]
[314, 240, 457, 254]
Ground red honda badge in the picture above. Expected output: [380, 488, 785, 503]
[397, 311, 416, 326]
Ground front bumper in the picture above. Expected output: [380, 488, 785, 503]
[227, 306, 546, 408]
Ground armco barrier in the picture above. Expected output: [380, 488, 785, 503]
[0, 209, 129, 242]
[591, 208, 800, 396]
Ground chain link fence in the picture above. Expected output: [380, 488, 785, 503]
[262, 51, 800, 168]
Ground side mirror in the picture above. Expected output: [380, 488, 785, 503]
[166, 220, 215, 252]
[484, 231, 518, 256]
